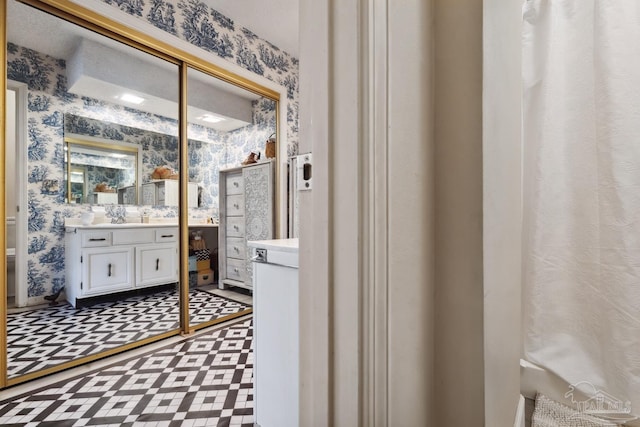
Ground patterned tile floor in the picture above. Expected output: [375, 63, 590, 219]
[8, 288, 250, 378]
[0, 317, 254, 426]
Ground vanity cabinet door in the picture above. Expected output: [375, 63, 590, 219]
[81, 246, 134, 296]
[136, 243, 178, 288]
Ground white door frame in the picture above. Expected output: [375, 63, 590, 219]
[6, 80, 28, 308]
[299, 0, 437, 425]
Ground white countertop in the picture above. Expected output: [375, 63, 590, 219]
[247, 238, 299, 252]
[65, 222, 218, 230]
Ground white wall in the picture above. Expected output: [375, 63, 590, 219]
[483, 0, 523, 425]
[5, 89, 16, 300]
[434, 0, 485, 424]
[299, 0, 490, 424]
[5, 89, 15, 219]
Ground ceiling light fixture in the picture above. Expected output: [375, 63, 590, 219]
[120, 93, 145, 104]
[199, 114, 225, 124]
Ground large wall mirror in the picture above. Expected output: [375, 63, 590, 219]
[4, 0, 279, 385]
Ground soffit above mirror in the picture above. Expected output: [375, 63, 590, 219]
[8, 0, 262, 132]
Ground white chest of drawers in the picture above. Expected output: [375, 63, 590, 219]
[65, 225, 178, 307]
[218, 161, 275, 291]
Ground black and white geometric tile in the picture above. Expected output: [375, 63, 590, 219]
[8, 289, 250, 378]
[0, 317, 254, 426]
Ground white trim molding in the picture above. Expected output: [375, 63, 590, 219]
[299, 0, 437, 425]
[6, 80, 28, 308]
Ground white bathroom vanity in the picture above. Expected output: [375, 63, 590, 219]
[64, 224, 179, 308]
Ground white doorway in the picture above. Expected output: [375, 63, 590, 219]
[6, 81, 28, 308]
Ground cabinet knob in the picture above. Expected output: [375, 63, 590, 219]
[234, 268, 239, 273]
[234, 247, 239, 252]
[234, 225, 239, 230]
[234, 203, 239, 209]
[234, 182, 239, 187]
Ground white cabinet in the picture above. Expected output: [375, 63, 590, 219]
[249, 239, 299, 427]
[82, 246, 134, 296]
[136, 244, 178, 287]
[141, 180, 198, 207]
[117, 185, 137, 204]
[218, 161, 275, 291]
[90, 192, 118, 205]
[65, 225, 178, 307]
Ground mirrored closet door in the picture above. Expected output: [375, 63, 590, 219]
[3, 0, 278, 387]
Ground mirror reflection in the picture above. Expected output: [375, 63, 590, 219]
[64, 137, 140, 205]
[5, 0, 266, 381]
[186, 67, 277, 328]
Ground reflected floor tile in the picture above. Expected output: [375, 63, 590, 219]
[7, 289, 250, 378]
[0, 318, 254, 426]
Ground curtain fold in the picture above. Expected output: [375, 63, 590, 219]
[523, 0, 640, 413]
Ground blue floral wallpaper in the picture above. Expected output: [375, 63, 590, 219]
[8, 0, 296, 305]
[8, 42, 280, 305]
[101, 0, 299, 157]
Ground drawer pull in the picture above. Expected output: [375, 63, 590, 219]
[233, 225, 239, 231]
[234, 247, 239, 252]
[89, 238, 107, 242]
[156, 258, 160, 271]
[234, 203, 239, 209]
[234, 268, 239, 273]
[108, 263, 112, 277]
[233, 182, 239, 187]
[161, 234, 174, 238]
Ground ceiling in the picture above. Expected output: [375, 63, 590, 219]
[7, 0, 298, 131]
[203, 0, 299, 57]
[8, 0, 277, 132]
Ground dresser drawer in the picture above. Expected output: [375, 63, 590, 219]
[81, 231, 112, 248]
[226, 217, 245, 238]
[113, 229, 155, 245]
[226, 195, 245, 216]
[155, 228, 178, 243]
[227, 258, 244, 282]
[226, 237, 245, 260]
[225, 173, 243, 195]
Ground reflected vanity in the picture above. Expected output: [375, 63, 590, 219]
[4, 0, 279, 386]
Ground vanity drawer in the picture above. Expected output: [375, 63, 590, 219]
[226, 217, 245, 238]
[225, 173, 244, 195]
[81, 231, 112, 248]
[155, 228, 178, 243]
[113, 229, 155, 245]
[226, 195, 244, 216]
[226, 237, 245, 260]
[227, 258, 245, 282]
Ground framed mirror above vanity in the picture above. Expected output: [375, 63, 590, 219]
[2, 0, 286, 388]
[64, 136, 141, 205]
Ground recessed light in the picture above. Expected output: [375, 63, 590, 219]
[199, 114, 225, 124]
[120, 93, 145, 104]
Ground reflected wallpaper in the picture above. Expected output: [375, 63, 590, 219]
[7, 0, 298, 305]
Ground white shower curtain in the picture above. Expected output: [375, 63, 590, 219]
[523, 0, 640, 412]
